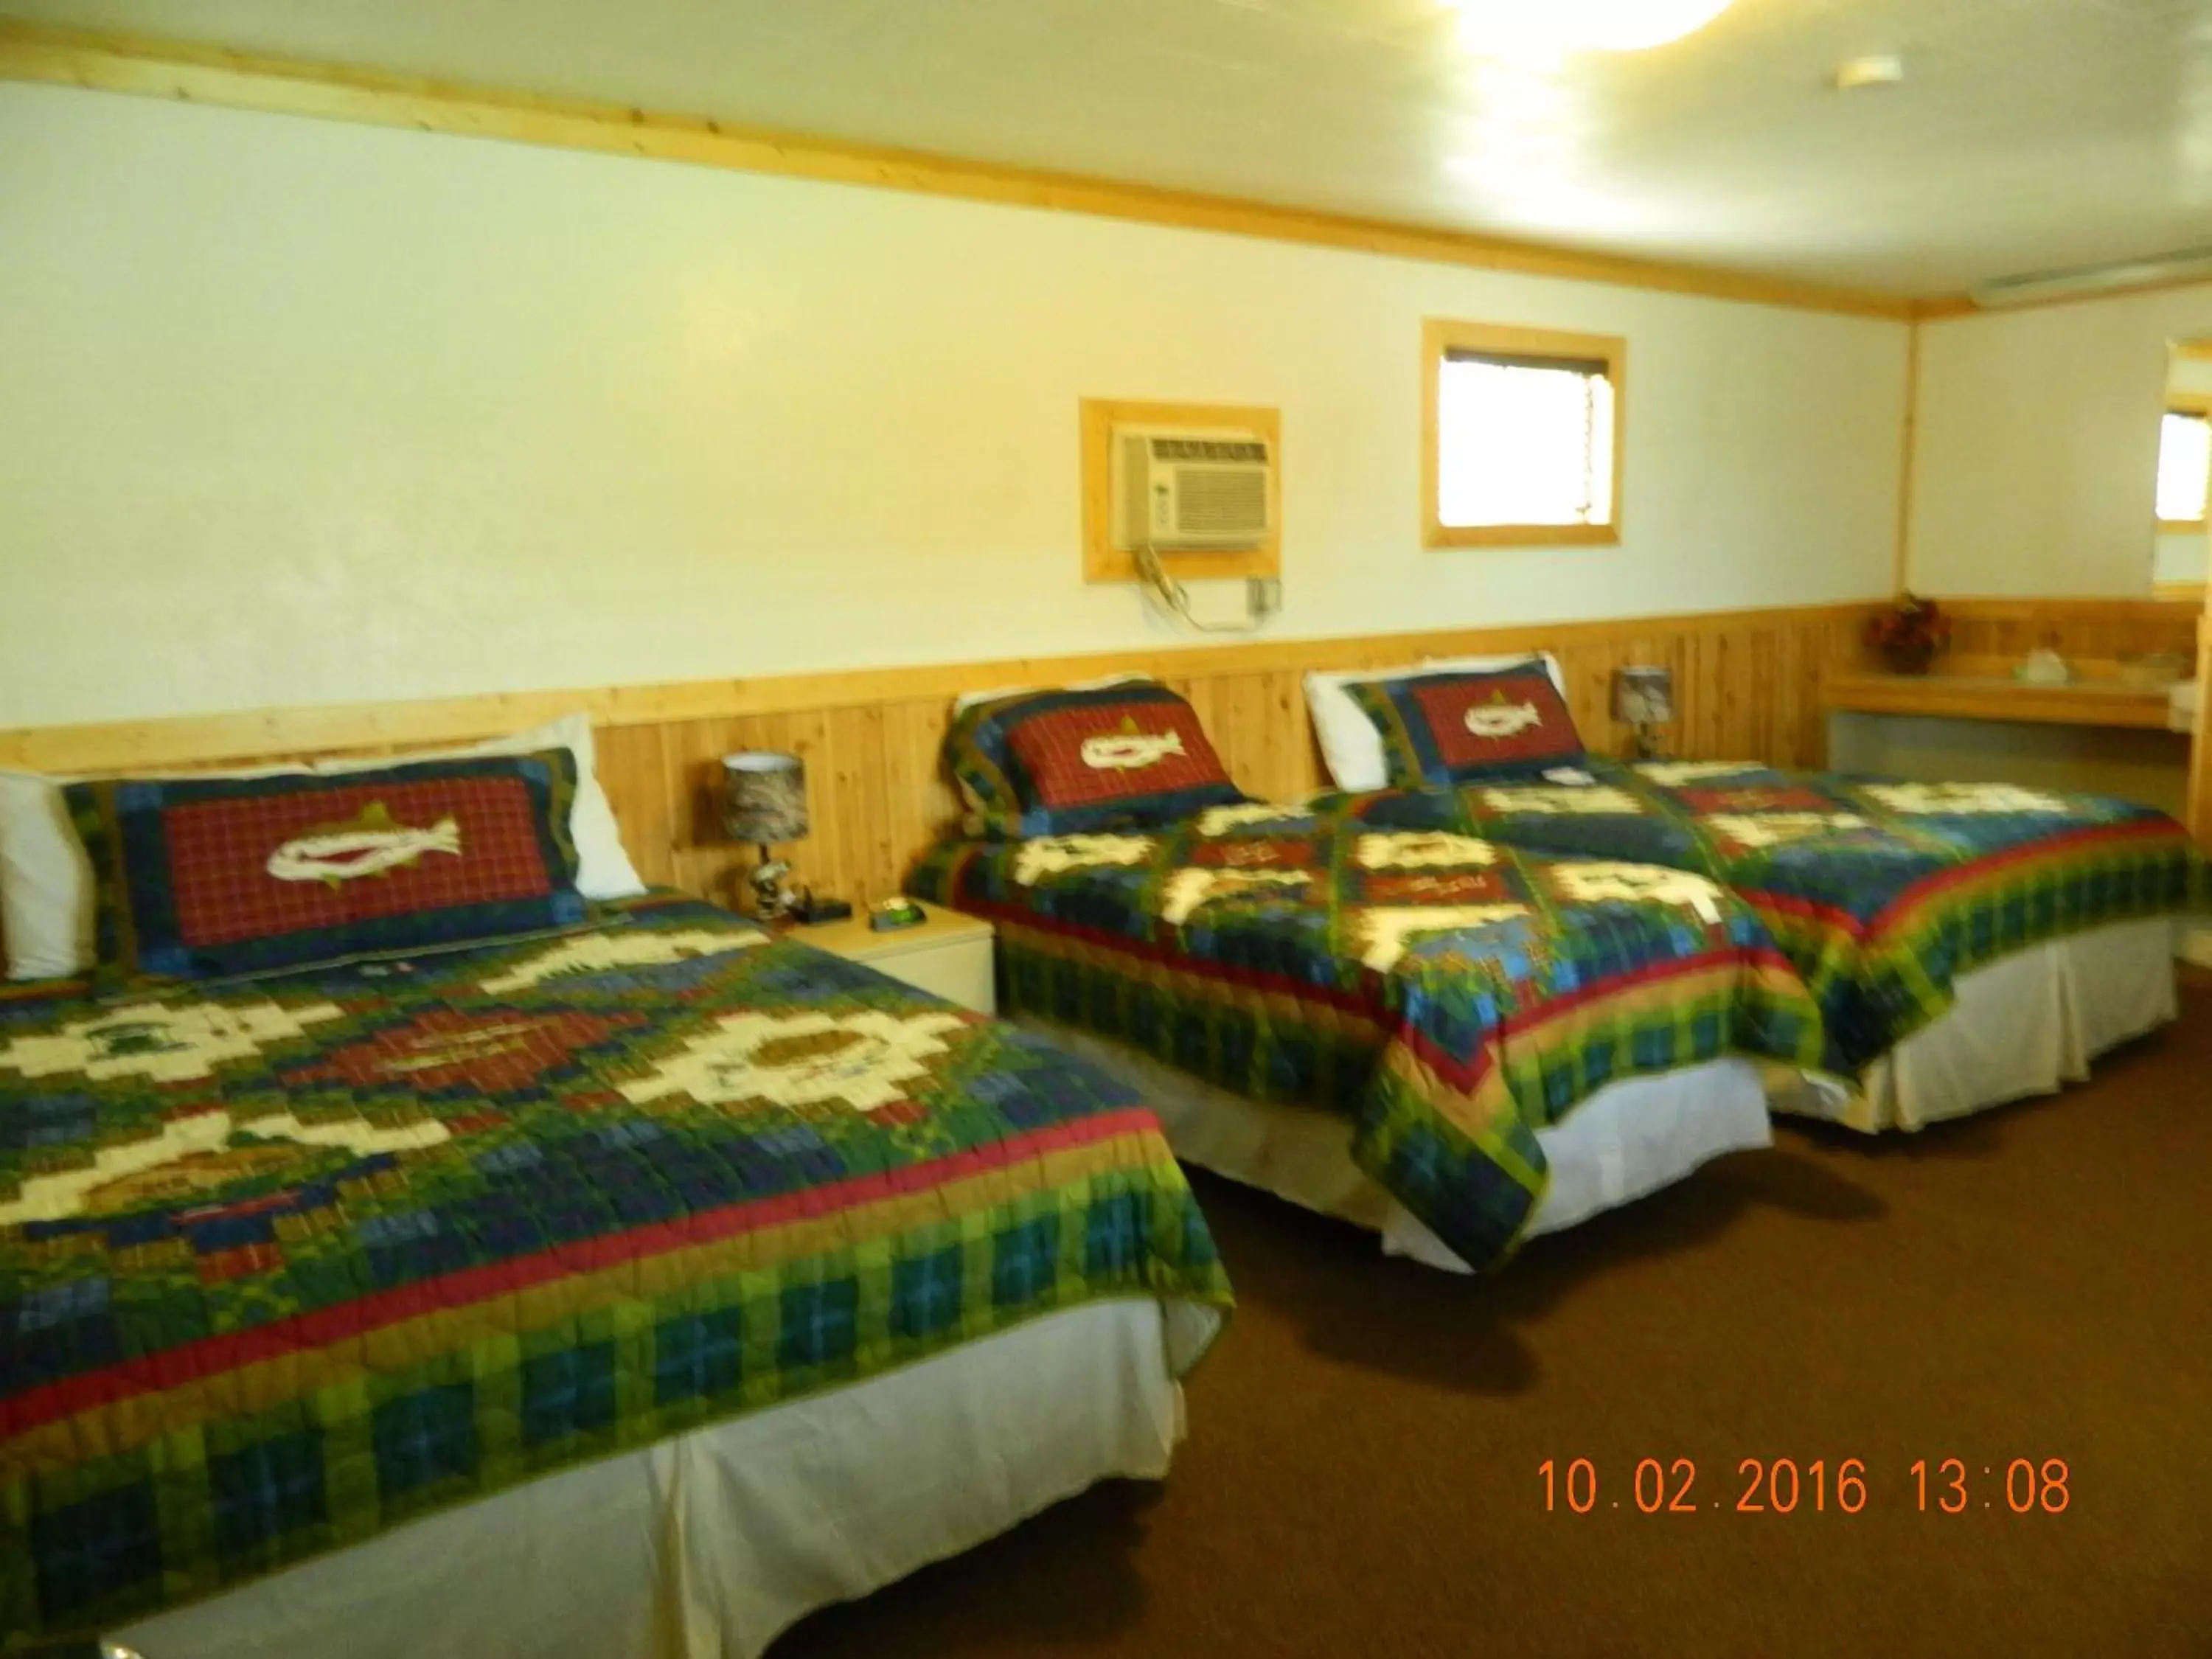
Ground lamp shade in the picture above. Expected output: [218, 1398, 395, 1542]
[1613, 666, 1674, 726]
[721, 751, 810, 846]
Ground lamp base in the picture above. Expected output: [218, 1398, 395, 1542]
[747, 848, 798, 925]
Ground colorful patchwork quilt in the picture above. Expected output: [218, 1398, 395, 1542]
[907, 803, 1822, 1274]
[0, 897, 1229, 1650]
[1324, 761, 2205, 1077]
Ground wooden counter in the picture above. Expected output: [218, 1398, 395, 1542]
[1821, 674, 2182, 731]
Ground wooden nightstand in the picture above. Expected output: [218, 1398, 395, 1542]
[790, 900, 998, 1014]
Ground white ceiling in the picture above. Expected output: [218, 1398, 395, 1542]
[8, 0, 2212, 296]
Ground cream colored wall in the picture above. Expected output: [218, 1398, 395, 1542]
[0, 83, 1910, 729]
[1910, 282, 2212, 596]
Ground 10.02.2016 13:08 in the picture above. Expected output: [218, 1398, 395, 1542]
[1539, 1457, 2071, 1514]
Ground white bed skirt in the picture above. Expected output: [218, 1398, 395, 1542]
[113, 1298, 1204, 1659]
[1772, 917, 2182, 1133]
[1015, 1016, 1773, 1276]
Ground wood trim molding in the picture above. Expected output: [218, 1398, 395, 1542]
[1420, 319, 1627, 552]
[0, 602, 1882, 776]
[1079, 399, 1280, 584]
[0, 21, 1918, 322]
[1931, 595, 2205, 621]
[1915, 270, 2212, 324]
[1893, 319, 1922, 593]
[1823, 672, 2179, 731]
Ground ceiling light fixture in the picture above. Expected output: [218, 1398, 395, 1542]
[1834, 55, 1906, 91]
[1453, 0, 1733, 55]
[1969, 244, 2212, 309]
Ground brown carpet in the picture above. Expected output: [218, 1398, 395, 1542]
[779, 990, 2212, 1659]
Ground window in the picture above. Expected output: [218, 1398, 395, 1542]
[1423, 320, 1625, 548]
[2155, 400, 2212, 530]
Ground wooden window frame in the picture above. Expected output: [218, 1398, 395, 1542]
[1422, 319, 1627, 550]
[2155, 392, 2212, 534]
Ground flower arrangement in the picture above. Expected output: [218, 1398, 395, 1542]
[1864, 593, 1952, 675]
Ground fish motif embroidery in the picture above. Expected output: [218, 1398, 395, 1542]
[1080, 716, 1186, 771]
[266, 801, 463, 886]
[1549, 863, 1728, 926]
[1195, 802, 1308, 836]
[1638, 761, 1765, 787]
[1354, 905, 1531, 972]
[1478, 785, 1644, 816]
[1860, 782, 2071, 817]
[1354, 832, 1498, 871]
[1463, 700, 1544, 740]
[1012, 834, 1156, 886]
[0, 1103, 448, 1227]
[1703, 812, 1869, 851]
[1158, 867, 1311, 925]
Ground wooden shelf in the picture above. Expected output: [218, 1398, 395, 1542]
[1822, 674, 2183, 731]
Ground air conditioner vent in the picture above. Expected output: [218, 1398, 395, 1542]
[1111, 425, 1274, 552]
[1170, 467, 1269, 538]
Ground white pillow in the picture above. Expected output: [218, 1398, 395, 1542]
[314, 713, 645, 902]
[0, 712, 644, 981]
[0, 758, 309, 981]
[952, 672, 1152, 715]
[0, 769, 101, 980]
[1303, 653, 1568, 793]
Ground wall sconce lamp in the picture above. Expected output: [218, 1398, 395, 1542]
[720, 751, 810, 924]
[1613, 666, 1674, 761]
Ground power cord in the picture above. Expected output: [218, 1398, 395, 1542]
[1133, 543, 1281, 635]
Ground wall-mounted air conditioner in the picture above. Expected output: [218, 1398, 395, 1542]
[1111, 426, 1274, 552]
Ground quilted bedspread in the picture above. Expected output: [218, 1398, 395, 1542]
[0, 897, 1230, 1650]
[906, 803, 1822, 1274]
[1325, 761, 2205, 1077]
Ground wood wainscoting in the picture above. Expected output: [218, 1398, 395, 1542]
[0, 602, 1880, 911]
[1930, 596, 2202, 678]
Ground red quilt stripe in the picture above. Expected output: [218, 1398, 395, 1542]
[1, 1105, 1164, 1442]
[1393, 943, 1796, 1094]
[1860, 819, 2188, 945]
[1733, 819, 2187, 943]
[975, 889, 1792, 1102]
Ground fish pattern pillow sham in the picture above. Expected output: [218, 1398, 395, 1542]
[946, 679, 1248, 838]
[63, 751, 587, 981]
[1344, 664, 1587, 787]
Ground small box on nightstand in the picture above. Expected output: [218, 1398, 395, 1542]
[791, 900, 998, 1014]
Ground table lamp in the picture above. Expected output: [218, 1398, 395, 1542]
[1613, 666, 1674, 761]
[721, 751, 809, 923]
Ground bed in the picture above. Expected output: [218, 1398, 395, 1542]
[0, 744, 1230, 1658]
[1324, 759, 2202, 1130]
[907, 793, 1822, 1275]
[912, 675, 1836, 1276]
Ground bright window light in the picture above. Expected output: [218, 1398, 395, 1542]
[2155, 408, 2211, 526]
[1454, 0, 1733, 55]
[1437, 354, 1615, 530]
